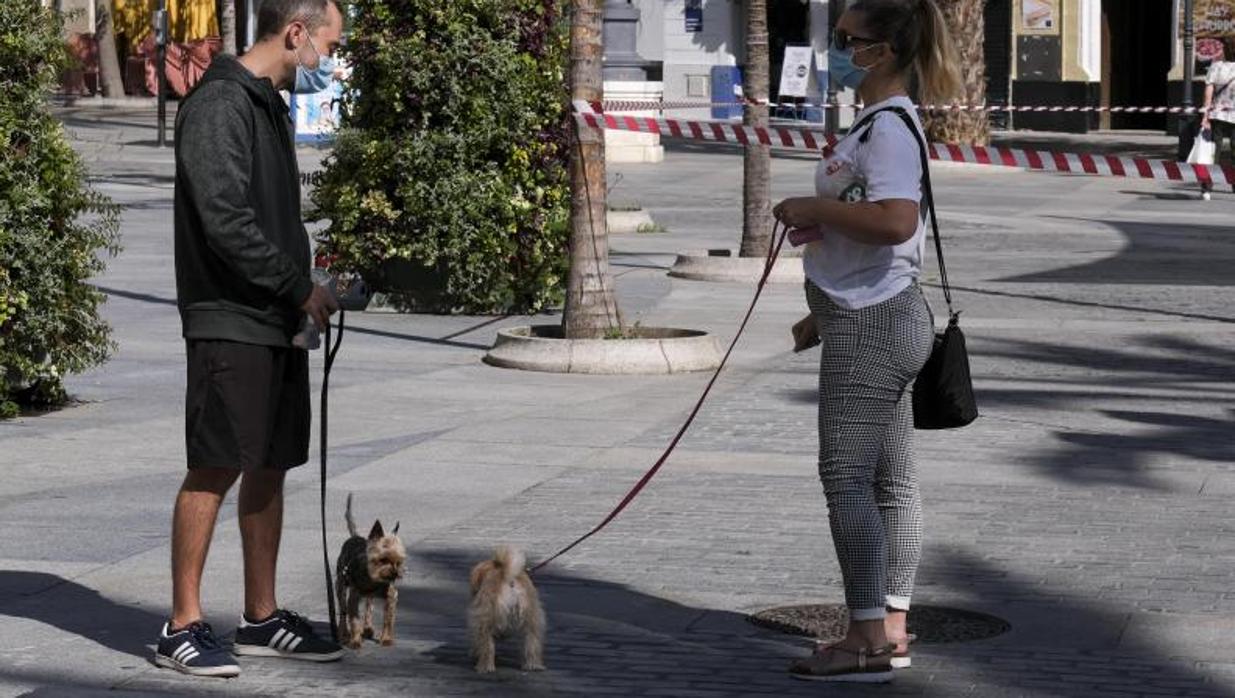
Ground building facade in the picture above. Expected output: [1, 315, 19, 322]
[625, 0, 1230, 133]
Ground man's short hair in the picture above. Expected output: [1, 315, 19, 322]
[256, 0, 338, 41]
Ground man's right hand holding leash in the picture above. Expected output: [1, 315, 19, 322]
[301, 283, 340, 332]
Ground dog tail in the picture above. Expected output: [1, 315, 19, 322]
[344, 492, 359, 538]
[493, 545, 526, 581]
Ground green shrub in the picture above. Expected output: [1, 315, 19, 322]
[311, 0, 571, 314]
[0, 1, 120, 418]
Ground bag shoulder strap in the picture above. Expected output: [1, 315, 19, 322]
[847, 105, 956, 317]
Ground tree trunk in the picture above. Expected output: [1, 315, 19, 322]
[218, 0, 237, 55]
[923, 0, 990, 145]
[562, 0, 621, 339]
[740, 0, 772, 257]
[95, 0, 124, 98]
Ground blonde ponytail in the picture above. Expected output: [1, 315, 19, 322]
[848, 0, 964, 104]
[914, 0, 964, 105]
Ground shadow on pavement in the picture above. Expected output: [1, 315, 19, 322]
[0, 571, 164, 661]
[938, 282, 1235, 324]
[999, 218, 1235, 287]
[920, 549, 1235, 698]
[974, 334, 1233, 489]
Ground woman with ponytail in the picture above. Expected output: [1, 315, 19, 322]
[772, 0, 962, 683]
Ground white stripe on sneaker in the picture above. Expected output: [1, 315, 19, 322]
[182, 650, 200, 663]
[279, 632, 299, 651]
[286, 636, 303, 652]
[172, 642, 194, 662]
[269, 628, 287, 648]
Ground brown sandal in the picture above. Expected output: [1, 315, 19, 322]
[789, 642, 896, 683]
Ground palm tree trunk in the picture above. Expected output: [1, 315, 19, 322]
[218, 0, 237, 55]
[923, 0, 990, 145]
[563, 0, 620, 339]
[739, 0, 772, 258]
[95, 0, 124, 98]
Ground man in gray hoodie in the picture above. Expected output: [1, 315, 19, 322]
[156, 0, 344, 677]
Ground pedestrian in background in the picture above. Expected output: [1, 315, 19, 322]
[156, 0, 344, 678]
[1200, 38, 1235, 201]
[773, 0, 962, 683]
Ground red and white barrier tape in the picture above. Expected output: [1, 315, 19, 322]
[601, 99, 1212, 116]
[573, 102, 1235, 186]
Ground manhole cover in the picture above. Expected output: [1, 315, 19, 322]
[749, 604, 1010, 644]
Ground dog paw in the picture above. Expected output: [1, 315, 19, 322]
[345, 638, 363, 650]
[522, 663, 546, 672]
[379, 636, 394, 647]
[474, 662, 496, 674]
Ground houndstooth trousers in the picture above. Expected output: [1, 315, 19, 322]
[806, 281, 935, 621]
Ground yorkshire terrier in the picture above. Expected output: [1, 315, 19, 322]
[468, 545, 546, 673]
[335, 493, 407, 648]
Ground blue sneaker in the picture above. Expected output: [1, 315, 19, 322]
[233, 609, 343, 662]
[154, 621, 240, 677]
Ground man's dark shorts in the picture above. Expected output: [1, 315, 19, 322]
[185, 340, 310, 470]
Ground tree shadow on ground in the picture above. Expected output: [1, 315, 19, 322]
[998, 218, 1235, 286]
[918, 549, 1235, 698]
[973, 334, 1234, 489]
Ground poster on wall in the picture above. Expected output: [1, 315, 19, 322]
[685, 0, 703, 33]
[778, 45, 815, 99]
[1020, 0, 1059, 34]
[1191, 0, 1235, 66]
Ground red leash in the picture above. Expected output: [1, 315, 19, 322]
[529, 222, 790, 574]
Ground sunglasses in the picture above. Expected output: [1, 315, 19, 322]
[833, 28, 881, 51]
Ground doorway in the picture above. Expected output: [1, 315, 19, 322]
[1101, 0, 1172, 130]
[767, 0, 811, 105]
[985, 0, 1012, 129]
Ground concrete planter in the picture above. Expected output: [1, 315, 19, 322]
[484, 325, 722, 375]
[607, 208, 656, 234]
[668, 249, 804, 284]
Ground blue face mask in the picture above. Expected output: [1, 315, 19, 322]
[827, 44, 878, 91]
[293, 37, 337, 94]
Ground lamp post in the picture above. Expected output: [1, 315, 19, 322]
[1183, 0, 1196, 111]
[825, 0, 845, 135]
[154, 1, 168, 147]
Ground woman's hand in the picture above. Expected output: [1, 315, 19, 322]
[773, 197, 822, 230]
[792, 313, 820, 353]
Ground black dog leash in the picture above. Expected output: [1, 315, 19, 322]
[320, 310, 345, 643]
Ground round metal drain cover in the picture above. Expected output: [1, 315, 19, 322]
[749, 603, 1010, 644]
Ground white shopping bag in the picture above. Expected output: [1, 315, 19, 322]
[1188, 129, 1217, 165]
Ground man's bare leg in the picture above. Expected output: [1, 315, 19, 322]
[171, 467, 240, 629]
[239, 469, 286, 621]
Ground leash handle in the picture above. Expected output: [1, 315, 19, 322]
[320, 309, 345, 642]
[529, 223, 789, 574]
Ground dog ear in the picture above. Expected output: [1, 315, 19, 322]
[368, 520, 385, 540]
[391, 521, 400, 535]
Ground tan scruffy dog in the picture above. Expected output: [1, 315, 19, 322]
[468, 545, 546, 673]
[335, 493, 407, 648]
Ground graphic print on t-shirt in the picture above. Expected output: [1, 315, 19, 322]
[801, 95, 928, 310]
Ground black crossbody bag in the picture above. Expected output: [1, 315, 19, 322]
[852, 106, 979, 429]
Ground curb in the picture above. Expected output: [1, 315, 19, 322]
[668, 251, 804, 284]
[607, 209, 656, 234]
[483, 325, 723, 375]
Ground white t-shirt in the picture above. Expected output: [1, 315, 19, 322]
[1206, 61, 1235, 124]
[802, 95, 926, 310]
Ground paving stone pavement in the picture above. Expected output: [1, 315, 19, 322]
[1, 105, 1233, 697]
